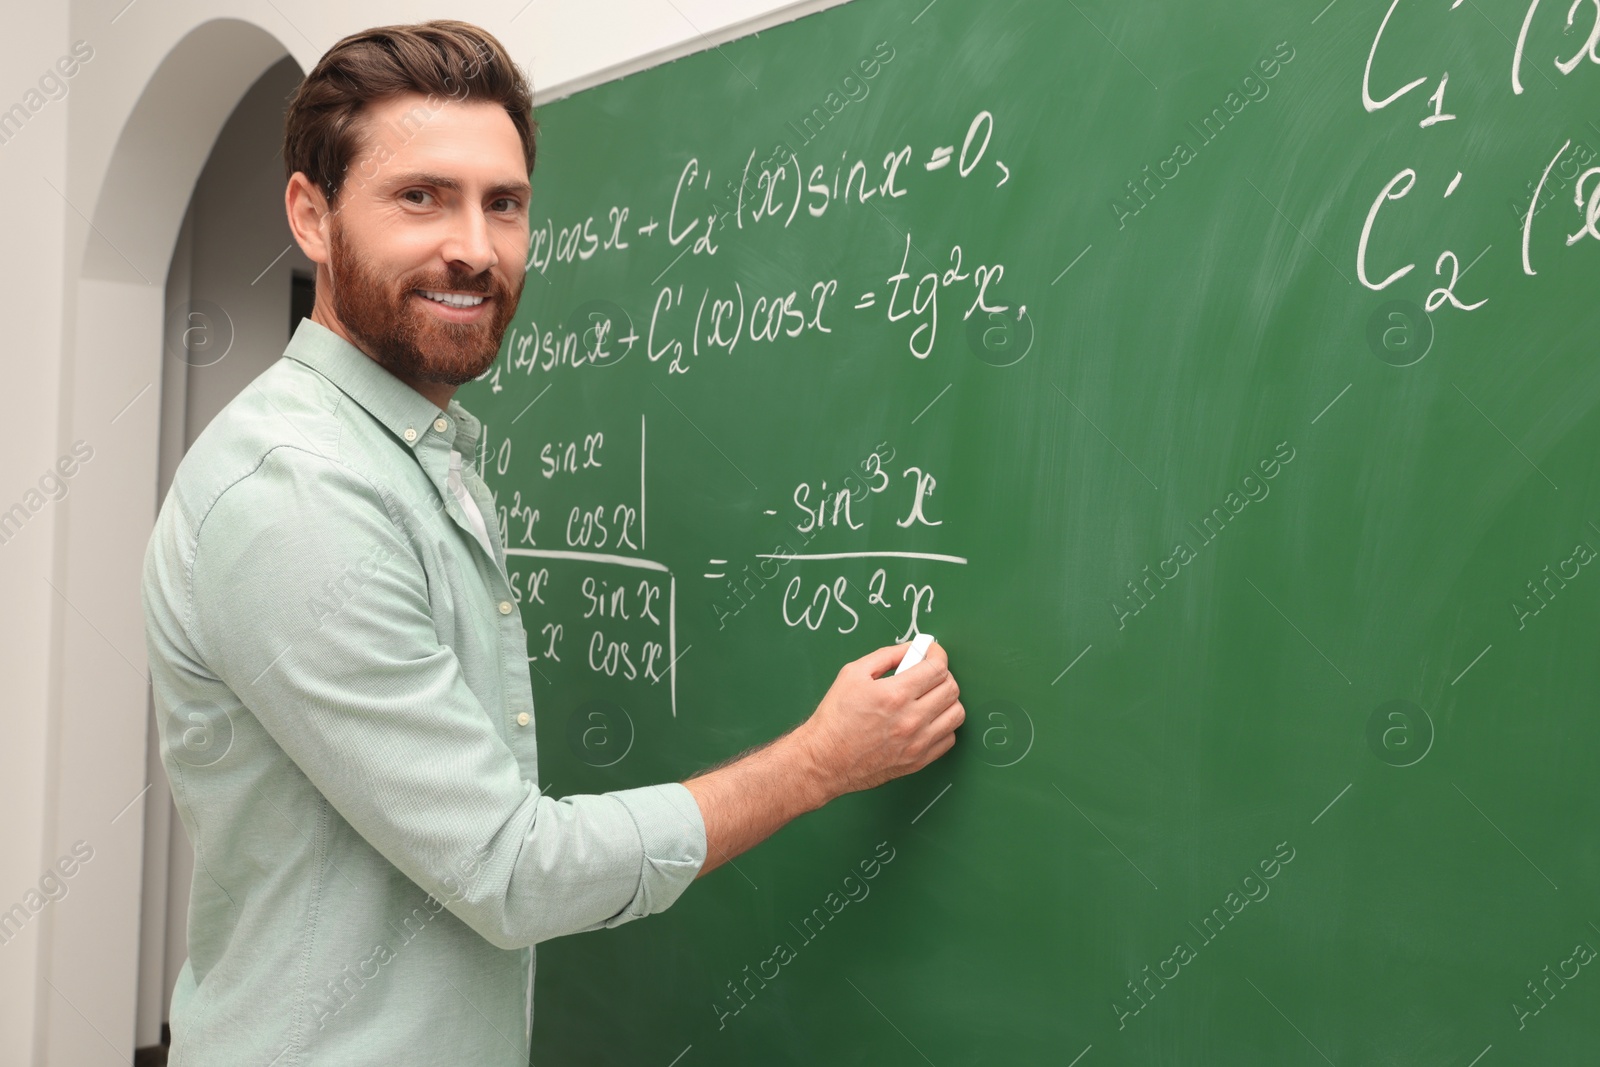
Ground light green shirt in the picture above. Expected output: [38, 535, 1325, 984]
[142, 318, 706, 1066]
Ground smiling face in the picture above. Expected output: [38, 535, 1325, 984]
[289, 91, 531, 404]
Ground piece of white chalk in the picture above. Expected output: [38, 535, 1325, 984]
[894, 632, 937, 675]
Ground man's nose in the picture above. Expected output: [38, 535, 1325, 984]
[439, 205, 497, 276]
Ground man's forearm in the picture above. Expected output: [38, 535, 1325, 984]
[681, 725, 833, 876]
[679, 640, 963, 878]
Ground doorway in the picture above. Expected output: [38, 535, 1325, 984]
[135, 51, 311, 1064]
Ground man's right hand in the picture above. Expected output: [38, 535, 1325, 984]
[681, 640, 963, 877]
[792, 640, 964, 799]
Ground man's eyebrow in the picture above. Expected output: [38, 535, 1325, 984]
[385, 171, 532, 200]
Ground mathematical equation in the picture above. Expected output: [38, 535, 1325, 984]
[484, 225, 1016, 383]
[522, 109, 1010, 275]
[481, 423, 967, 718]
[474, 108, 1021, 379]
[706, 441, 965, 643]
[484, 415, 683, 714]
[1357, 0, 1600, 306]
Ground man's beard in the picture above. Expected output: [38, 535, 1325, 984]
[326, 219, 523, 388]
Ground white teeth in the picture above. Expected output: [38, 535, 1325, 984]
[419, 290, 486, 308]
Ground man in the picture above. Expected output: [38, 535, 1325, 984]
[141, 20, 963, 1065]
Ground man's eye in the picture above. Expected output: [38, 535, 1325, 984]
[402, 190, 432, 206]
[493, 198, 523, 213]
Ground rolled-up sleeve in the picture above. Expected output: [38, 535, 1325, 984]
[187, 445, 706, 948]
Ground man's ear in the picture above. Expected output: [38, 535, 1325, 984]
[285, 172, 334, 265]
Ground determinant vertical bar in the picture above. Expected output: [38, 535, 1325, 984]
[669, 575, 677, 717]
[641, 414, 647, 550]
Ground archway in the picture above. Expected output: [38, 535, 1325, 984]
[43, 18, 296, 1066]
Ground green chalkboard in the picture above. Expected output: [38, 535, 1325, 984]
[459, 0, 1600, 1062]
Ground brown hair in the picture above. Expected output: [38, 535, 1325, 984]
[282, 20, 536, 207]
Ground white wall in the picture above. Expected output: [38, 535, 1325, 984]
[0, 1, 71, 1061]
[0, 2, 850, 1065]
[132, 53, 315, 1048]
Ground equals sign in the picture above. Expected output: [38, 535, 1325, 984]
[925, 146, 954, 171]
[855, 292, 877, 309]
[705, 559, 727, 579]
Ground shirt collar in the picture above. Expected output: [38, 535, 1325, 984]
[284, 317, 481, 455]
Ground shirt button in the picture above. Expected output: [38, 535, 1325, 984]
[516, 712, 531, 727]
[498, 600, 513, 615]
[434, 418, 449, 433]
[403, 427, 417, 442]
